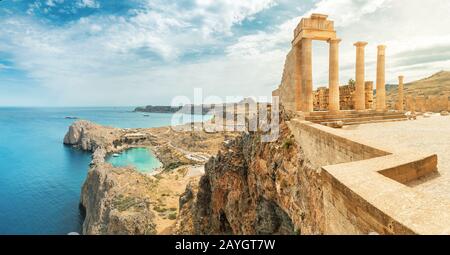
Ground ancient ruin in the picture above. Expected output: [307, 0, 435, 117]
[313, 82, 373, 111]
[274, 13, 450, 129]
[270, 13, 450, 234]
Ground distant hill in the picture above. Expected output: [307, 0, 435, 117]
[134, 105, 212, 115]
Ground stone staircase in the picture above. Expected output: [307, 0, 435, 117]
[302, 110, 408, 127]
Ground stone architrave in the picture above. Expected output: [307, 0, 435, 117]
[291, 14, 338, 113]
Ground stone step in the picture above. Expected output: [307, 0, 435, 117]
[320, 118, 407, 127]
[305, 110, 403, 116]
[304, 111, 405, 120]
[305, 113, 406, 122]
[341, 118, 408, 126]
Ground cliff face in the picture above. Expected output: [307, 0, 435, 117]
[177, 113, 324, 235]
[80, 162, 157, 235]
[63, 120, 121, 152]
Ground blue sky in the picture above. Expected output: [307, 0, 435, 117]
[1, 0, 450, 106]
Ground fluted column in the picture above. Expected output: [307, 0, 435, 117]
[354, 41, 368, 111]
[376, 45, 386, 111]
[328, 38, 341, 112]
[301, 38, 313, 112]
[398, 75, 404, 111]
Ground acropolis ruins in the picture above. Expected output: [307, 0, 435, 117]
[273, 14, 449, 125]
[272, 14, 450, 234]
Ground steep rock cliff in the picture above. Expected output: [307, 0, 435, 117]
[80, 163, 157, 235]
[177, 112, 324, 234]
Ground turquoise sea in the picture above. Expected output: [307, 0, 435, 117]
[107, 147, 162, 173]
[0, 107, 205, 234]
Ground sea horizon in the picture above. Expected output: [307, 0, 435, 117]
[0, 107, 192, 234]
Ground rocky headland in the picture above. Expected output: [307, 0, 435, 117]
[64, 120, 237, 234]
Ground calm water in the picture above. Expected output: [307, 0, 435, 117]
[107, 148, 162, 173]
[0, 107, 205, 234]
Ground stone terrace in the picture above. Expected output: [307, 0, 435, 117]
[288, 114, 450, 234]
[335, 114, 450, 197]
[323, 115, 450, 234]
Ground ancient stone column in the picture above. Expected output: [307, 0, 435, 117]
[328, 38, 341, 112]
[301, 38, 313, 112]
[398, 75, 404, 111]
[294, 45, 302, 111]
[354, 42, 368, 111]
[376, 45, 387, 111]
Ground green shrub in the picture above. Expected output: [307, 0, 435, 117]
[153, 206, 167, 213]
[168, 213, 177, 220]
[113, 196, 138, 212]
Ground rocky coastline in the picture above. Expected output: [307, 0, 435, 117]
[63, 106, 319, 235]
[64, 120, 236, 234]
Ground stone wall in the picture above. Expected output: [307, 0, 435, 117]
[276, 49, 298, 112]
[287, 119, 438, 234]
[287, 120, 387, 173]
[313, 82, 374, 111]
[404, 95, 450, 112]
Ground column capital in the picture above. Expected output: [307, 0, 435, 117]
[398, 75, 405, 80]
[354, 41, 368, 47]
[377, 45, 386, 55]
[328, 38, 342, 44]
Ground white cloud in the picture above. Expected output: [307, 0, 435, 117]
[192, 0, 276, 35]
[227, 0, 450, 89]
[2, 0, 450, 106]
[0, 0, 278, 105]
[76, 0, 100, 9]
[307, 0, 391, 27]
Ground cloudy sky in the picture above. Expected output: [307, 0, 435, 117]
[1, 0, 450, 106]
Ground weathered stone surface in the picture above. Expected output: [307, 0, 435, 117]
[63, 120, 121, 151]
[326, 121, 344, 128]
[313, 82, 373, 111]
[441, 111, 449, 116]
[80, 164, 157, 235]
[178, 112, 324, 235]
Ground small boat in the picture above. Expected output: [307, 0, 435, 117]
[112, 153, 120, 157]
[65, 116, 79, 119]
[143, 114, 150, 117]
